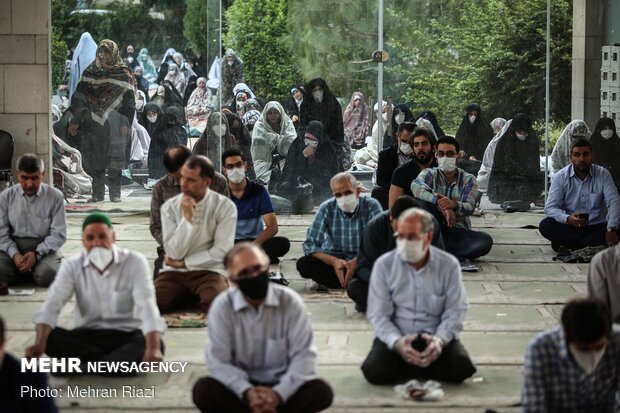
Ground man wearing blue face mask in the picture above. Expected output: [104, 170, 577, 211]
[362, 207, 476, 384]
[25, 212, 166, 369]
[522, 298, 620, 413]
[412, 136, 493, 268]
[297, 172, 382, 289]
[193, 243, 333, 412]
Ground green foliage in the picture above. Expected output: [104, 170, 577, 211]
[51, 30, 68, 91]
[184, 0, 220, 64]
[224, 0, 301, 99]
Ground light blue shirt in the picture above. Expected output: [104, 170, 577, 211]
[367, 247, 468, 349]
[545, 164, 620, 228]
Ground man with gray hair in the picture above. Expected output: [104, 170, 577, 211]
[297, 172, 382, 289]
[0, 154, 66, 287]
[361, 207, 476, 384]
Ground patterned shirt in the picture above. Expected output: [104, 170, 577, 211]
[521, 326, 620, 413]
[411, 167, 478, 229]
[302, 196, 382, 259]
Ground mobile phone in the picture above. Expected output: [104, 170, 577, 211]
[411, 335, 428, 352]
[578, 213, 589, 221]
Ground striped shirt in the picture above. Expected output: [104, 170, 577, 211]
[411, 167, 478, 229]
[302, 196, 382, 259]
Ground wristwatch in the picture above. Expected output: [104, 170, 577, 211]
[607, 227, 617, 233]
[35, 251, 42, 261]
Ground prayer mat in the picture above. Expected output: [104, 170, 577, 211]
[163, 312, 206, 328]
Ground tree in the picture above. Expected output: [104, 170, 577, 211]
[51, 31, 68, 90]
[184, 0, 221, 65]
[224, 0, 301, 99]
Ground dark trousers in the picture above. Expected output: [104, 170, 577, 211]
[420, 201, 493, 260]
[346, 277, 369, 311]
[45, 327, 164, 370]
[155, 270, 228, 313]
[361, 337, 476, 384]
[153, 246, 165, 279]
[88, 168, 122, 200]
[192, 377, 333, 413]
[236, 237, 291, 264]
[539, 217, 609, 251]
[370, 186, 389, 210]
[296, 255, 352, 289]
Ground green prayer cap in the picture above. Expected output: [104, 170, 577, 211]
[82, 212, 113, 231]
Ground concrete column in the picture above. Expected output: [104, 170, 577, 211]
[0, 0, 51, 180]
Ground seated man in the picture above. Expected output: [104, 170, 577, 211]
[192, 243, 334, 413]
[1, 316, 58, 412]
[361, 208, 476, 384]
[297, 172, 382, 289]
[348, 195, 445, 312]
[388, 128, 437, 209]
[371, 122, 417, 209]
[150, 145, 229, 277]
[25, 212, 165, 366]
[522, 298, 620, 412]
[540, 139, 620, 251]
[0, 154, 66, 287]
[222, 149, 291, 267]
[155, 155, 237, 314]
[412, 136, 493, 264]
[587, 244, 620, 323]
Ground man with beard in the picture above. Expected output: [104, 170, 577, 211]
[540, 139, 620, 251]
[192, 243, 333, 413]
[155, 155, 237, 314]
[372, 122, 417, 209]
[388, 128, 437, 208]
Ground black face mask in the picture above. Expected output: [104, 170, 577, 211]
[237, 271, 269, 300]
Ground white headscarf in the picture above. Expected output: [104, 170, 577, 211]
[550, 120, 591, 174]
[477, 119, 513, 190]
[69, 32, 97, 101]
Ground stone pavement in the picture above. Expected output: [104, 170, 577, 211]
[1, 197, 583, 412]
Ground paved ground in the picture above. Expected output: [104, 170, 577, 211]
[1, 193, 579, 412]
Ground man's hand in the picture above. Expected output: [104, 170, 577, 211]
[442, 208, 457, 228]
[142, 347, 164, 363]
[12, 253, 24, 270]
[292, 115, 299, 123]
[25, 342, 45, 359]
[21, 251, 37, 272]
[343, 258, 357, 288]
[419, 335, 444, 367]
[181, 195, 196, 222]
[605, 230, 619, 246]
[164, 255, 185, 269]
[245, 387, 280, 413]
[567, 212, 588, 228]
[68, 124, 79, 136]
[302, 145, 317, 158]
[394, 335, 427, 367]
[332, 259, 348, 288]
[436, 194, 457, 211]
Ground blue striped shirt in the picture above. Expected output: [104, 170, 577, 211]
[302, 196, 382, 259]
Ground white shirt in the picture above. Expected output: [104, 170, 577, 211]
[206, 283, 317, 402]
[368, 247, 468, 349]
[161, 189, 237, 275]
[33, 246, 166, 335]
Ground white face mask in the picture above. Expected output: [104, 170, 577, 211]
[399, 141, 413, 155]
[570, 346, 606, 375]
[515, 132, 529, 141]
[212, 125, 227, 137]
[227, 167, 245, 184]
[135, 100, 144, 111]
[396, 238, 426, 263]
[395, 113, 405, 125]
[336, 193, 359, 213]
[312, 90, 324, 103]
[88, 246, 114, 273]
[147, 114, 157, 123]
[157, 86, 165, 96]
[601, 129, 614, 139]
[304, 139, 318, 148]
[227, 60, 234, 66]
[469, 115, 476, 124]
[382, 112, 389, 122]
[437, 156, 457, 173]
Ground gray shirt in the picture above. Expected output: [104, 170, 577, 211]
[206, 283, 317, 402]
[0, 183, 66, 258]
[588, 245, 620, 323]
[368, 247, 468, 348]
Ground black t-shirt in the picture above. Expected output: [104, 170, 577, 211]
[391, 159, 437, 196]
[0, 353, 58, 413]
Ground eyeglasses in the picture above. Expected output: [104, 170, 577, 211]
[436, 151, 457, 158]
[393, 232, 427, 241]
[235, 264, 267, 280]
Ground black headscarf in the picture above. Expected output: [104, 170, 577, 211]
[455, 103, 495, 160]
[299, 78, 344, 145]
[418, 110, 445, 138]
[139, 102, 164, 139]
[386, 104, 415, 148]
[183, 75, 198, 107]
[591, 117, 620, 186]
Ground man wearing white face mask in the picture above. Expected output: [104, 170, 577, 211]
[371, 122, 417, 209]
[522, 298, 620, 413]
[26, 212, 166, 367]
[222, 149, 291, 272]
[361, 207, 475, 384]
[297, 172, 382, 289]
[412, 136, 493, 267]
